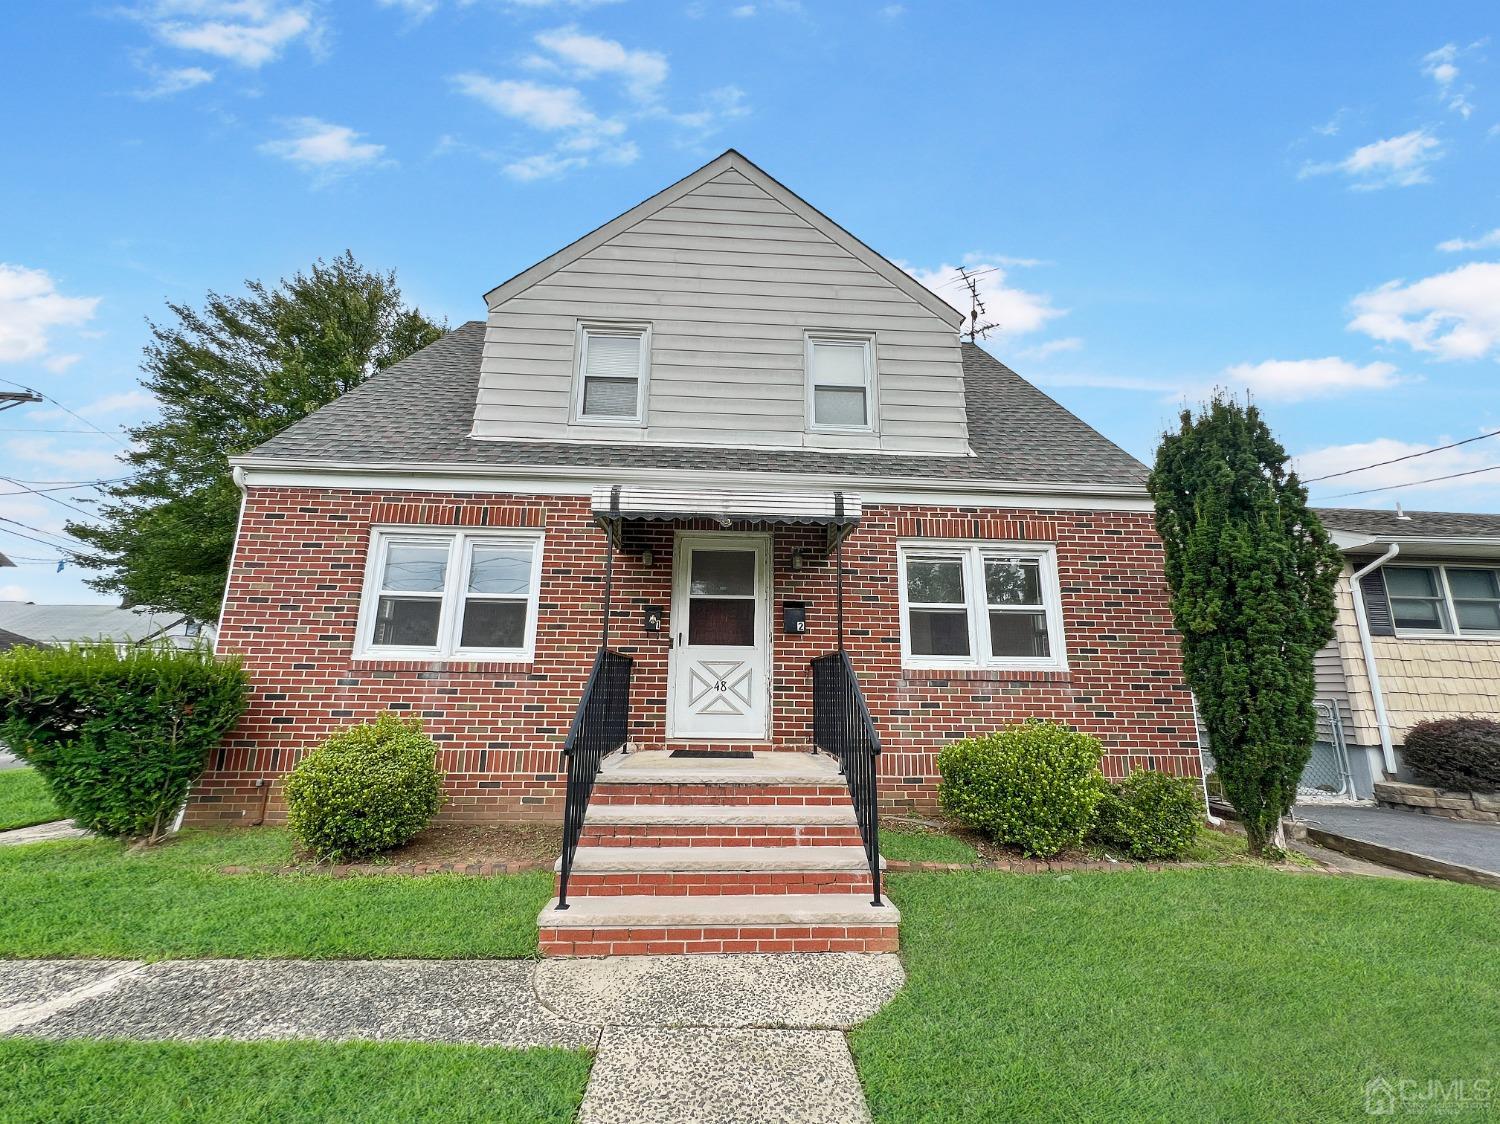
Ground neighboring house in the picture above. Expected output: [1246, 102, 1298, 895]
[0, 626, 43, 652]
[1315, 507, 1500, 797]
[0, 602, 209, 650]
[194, 150, 1198, 831]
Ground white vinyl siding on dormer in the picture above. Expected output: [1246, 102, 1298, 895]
[475, 162, 969, 455]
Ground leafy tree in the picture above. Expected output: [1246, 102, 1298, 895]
[1149, 395, 1342, 855]
[67, 252, 444, 622]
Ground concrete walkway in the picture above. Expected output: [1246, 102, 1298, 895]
[1294, 804, 1500, 888]
[0, 820, 88, 846]
[1, 953, 904, 1123]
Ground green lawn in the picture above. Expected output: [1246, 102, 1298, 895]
[879, 826, 980, 864]
[0, 767, 62, 831]
[854, 869, 1500, 1123]
[0, 828, 553, 959]
[0, 1039, 590, 1124]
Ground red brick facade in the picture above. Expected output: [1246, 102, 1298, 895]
[189, 484, 1198, 825]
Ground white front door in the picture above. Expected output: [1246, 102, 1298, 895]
[668, 533, 771, 740]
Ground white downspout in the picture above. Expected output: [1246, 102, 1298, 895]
[1348, 544, 1400, 777]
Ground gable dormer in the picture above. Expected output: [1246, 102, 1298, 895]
[473, 151, 970, 456]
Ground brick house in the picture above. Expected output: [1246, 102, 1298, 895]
[198, 151, 1198, 953]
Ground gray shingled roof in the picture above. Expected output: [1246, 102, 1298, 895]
[1316, 507, 1500, 539]
[239, 322, 1148, 488]
[0, 602, 190, 646]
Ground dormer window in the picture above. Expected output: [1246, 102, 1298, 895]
[574, 322, 650, 425]
[806, 332, 875, 433]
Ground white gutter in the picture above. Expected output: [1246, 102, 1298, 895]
[1348, 544, 1400, 776]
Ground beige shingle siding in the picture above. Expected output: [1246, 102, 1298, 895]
[475, 167, 971, 454]
[1332, 562, 1500, 745]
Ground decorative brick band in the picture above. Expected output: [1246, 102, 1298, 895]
[538, 923, 899, 956]
[369, 501, 546, 528]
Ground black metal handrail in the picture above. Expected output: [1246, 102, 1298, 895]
[811, 650, 884, 906]
[556, 647, 632, 908]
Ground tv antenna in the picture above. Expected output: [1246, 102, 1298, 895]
[957, 266, 999, 342]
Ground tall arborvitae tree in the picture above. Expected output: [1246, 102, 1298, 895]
[1149, 395, 1342, 855]
[67, 252, 444, 622]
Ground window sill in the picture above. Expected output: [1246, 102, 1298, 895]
[901, 667, 1072, 683]
[1389, 632, 1500, 643]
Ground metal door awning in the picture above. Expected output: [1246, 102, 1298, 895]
[591, 485, 860, 552]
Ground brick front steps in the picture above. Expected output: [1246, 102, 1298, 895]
[538, 750, 895, 956]
[537, 893, 900, 956]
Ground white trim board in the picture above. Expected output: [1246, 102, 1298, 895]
[231, 463, 1153, 512]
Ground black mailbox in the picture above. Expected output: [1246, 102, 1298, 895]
[782, 600, 808, 635]
[643, 605, 664, 632]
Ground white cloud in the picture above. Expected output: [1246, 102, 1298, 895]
[1030, 357, 1403, 403]
[1422, 44, 1459, 88]
[1300, 129, 1442, 189]
[79, 390, 157, 417]
[1015, 337, 1083, 362]
[504, 0, 624, 7]
[1218, 357, 1402, 402]
[42, 354, 82, 375]
[904, 260, 1063, 339]
[880, 4, 906, 17]
[376, 0, 439, 18]
[1438, 228, 1500, 253]
[259, 118, 387, 175]
[134, 64, 214, 98]
[659, 85, 749, 133]
[0, 265, 99, 364]
[1295, 436, 1500, 502]
[5, 437, 125, 477]
[0, 585, 33, 602]
[534, 27, 667, 100]
[731, 3, 756, 15]
[1349, 262, 1500, 360]
[137, 1, 322, 68]
[453, 75, 612, 131]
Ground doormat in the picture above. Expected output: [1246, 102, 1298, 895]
[669, 749, 755, 759]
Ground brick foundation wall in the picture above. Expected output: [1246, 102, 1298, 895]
[190, 484, 1197, 825]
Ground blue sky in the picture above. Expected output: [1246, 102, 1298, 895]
[2, 0, 1499, 604]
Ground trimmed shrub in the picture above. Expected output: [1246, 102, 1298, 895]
[1402, 718, 1500, 793]
[285, 714, 444, 861]
[0, 641, 248, 842]
[1092, 769, 1203, 860]
[937, 721, 1105, 857]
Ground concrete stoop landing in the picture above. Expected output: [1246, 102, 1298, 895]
[539, 750, 898, 956]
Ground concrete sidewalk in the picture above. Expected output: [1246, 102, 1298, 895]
[1, 953, 905, 1124]
[1293, 804, 1500, 889]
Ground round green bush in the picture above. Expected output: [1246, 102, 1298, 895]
[285, 714, 444, 862]
[1092, 769, 1203, 860]
[937, 722, 1105, 857]
[1402, 718, 1500, 793]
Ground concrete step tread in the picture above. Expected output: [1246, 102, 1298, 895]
[538, 893, 899, 929]
[584, 803, 858, 827]
[556, 846, 884, 874]
[598, 750, 844, 787]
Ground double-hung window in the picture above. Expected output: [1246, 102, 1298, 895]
[806, 333, 875, 432]
[898, 542, 1066, 670]
[357, 529, 544, 660]
[575, 322, 649, 424]
[1385, 564, 1500, 637]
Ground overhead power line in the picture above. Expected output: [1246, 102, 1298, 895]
[1315, 462, 1500, 500]
[0, 378, 132, 451]
[1302, 427, 1500, 483]
[1, 478, 96, 520]
[0, 515, 88, 550]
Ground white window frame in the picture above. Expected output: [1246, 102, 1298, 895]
[354, 527, 545, 661]
[804, 331, 877, 434]
[572, 321, 650, 426]
[896, 540, 1068, 671]
[1387, 563, 1500, 640]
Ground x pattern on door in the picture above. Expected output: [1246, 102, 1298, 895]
[686, 658, 756, 716]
